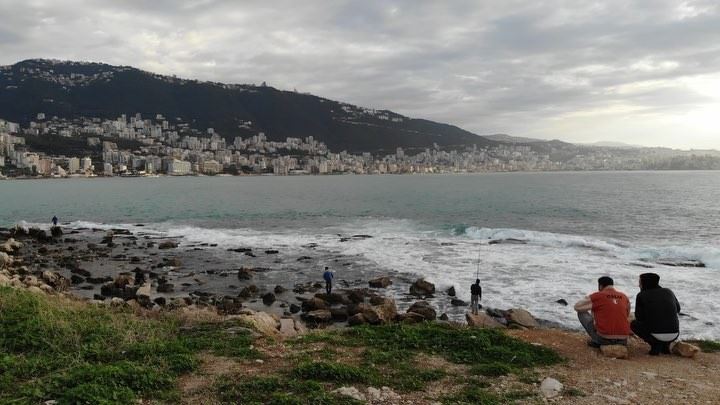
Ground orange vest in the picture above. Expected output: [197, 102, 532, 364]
[590, 289, 630, 337]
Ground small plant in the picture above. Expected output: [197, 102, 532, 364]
[687, 340, 720, 353]
[292, 361, 373, 383]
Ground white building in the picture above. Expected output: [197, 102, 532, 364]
[68, 157, 80, 173]
[167, 159, 192, 175]
[81, 157, 93, 172]
[103, 163, 113, 176]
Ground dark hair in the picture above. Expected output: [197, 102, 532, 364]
[639, 273, 660, 290]
[597, 276, 614, 288]
[475, 278, 480, 284]
[324, 266, 329, 270]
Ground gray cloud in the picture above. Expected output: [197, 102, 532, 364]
[0, 0, 719, 148]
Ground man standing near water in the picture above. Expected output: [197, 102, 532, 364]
[574, 276, 631, 347]
[52, 216, 58, 226]
[323, 266, 334, 295]
[470, 279, 482, 315]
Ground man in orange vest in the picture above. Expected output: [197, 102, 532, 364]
[574, 276, 631, 347]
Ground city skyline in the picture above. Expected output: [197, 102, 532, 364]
[1, 1, 719, 149]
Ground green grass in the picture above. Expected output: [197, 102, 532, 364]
[292, 361, 374, 384]
[215, 376, 364, 405]
[688, 339, 720, 353]
[0, 286, 257, 404]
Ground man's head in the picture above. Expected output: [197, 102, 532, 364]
[597, 276, 614, 291]
[639, 273, 660, 290]
[475, 278, 480, 285]
[325, 266, 329, 271]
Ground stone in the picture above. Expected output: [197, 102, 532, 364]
[348, 313, 367, 326]
[157, 283, 175, 293]
[289, 303, 301, 314]
[50, 226, 63, 238]
[110, 297, 126, 307]
[407, 301, 436, 320]
[235, 311, 279, 336]
[398, 312, 426, 324]
[0, 252, 12, 269]
[158, 241, 178, 249]
[237, 267, 253, 280]
[556, 298, 569, 306]
[301, 309, 333, 324]
[274, 285, 287, 294]
[0, 273, 11, 287]
[163, 257, 182, 267]
[0, 238, 22, 253]
[366, 299, 398, 324]
[40, 271, 70, 292]
[450, 298, 467, 306]
[466, 313, 506, 329]
[279, 318, 297, 338]
[600, 345, 629, 359]
[439, 313, 449, 321]
[446, 286, 456, 296]
[347, 302, 373, 316]
[369, 276, 392, 288]
[672, 341, 700, 358]
[265, 249, 279, 254]
[262, 292, 276, 306]
[539, 377, 563, 398]
[238, 285, 259, 298]
[314, 292, 350, 305]
[302, 297, 329, 312]
[331, 306, 349, 321]
[333, 387, 365, 402]
[366, 387, 400, 402]
[506, 308, 540, 329]
[70, 275, 85, 284]
[409, 279, 435, 296]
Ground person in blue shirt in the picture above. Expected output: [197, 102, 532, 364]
[52, 216, 58, 226]
[323, 266, 334, 295]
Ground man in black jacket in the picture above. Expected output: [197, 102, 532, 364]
[470, 279, 482, 315]
[631, 273, 681, 355]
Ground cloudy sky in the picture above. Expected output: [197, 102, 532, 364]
[1, 0, 719, 149]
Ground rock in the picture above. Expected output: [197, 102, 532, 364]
[506, 308, 540, 329]
[314, 292, 350, 305]
[158, 241, 178, 250]
[439, 313, 449, 321]
[600, 345, 629, 359]
[409, 279, 435, 296]
[157, 283, 175, 293]
[556, 299, 568, 306]
[346, 288, 369, 303]
[369, 276, 392, 288]
[348, 313, 367, 326]
[330, 306, 349, 321]
[289, 303, 301, 314]
[23, 275, 40, 287]
[265, 249, 279, 254]
[366, 387, 400, 402]
[466, 313, 506, 329]
[0, 273, 11, 287]
[154, 297, 167, 307]
[398, 312, 427, 324]
[347, 302, 373, 316]
[71, 268, 92, 277]
[235, 311, 279, 336]
[163, 257, 182, 267]
[110, 297, 125, 307]
[274, 285, 287, 294]
[237, 267, 253, 280]
[216, 297, 244, 315]
[446, 286, 456, 296]
[301, 309, 333, 324]
[367, 299, 398, 324]
[50, 226, 63, 238]
[0, 238, 22, 253]
[40, 271, 70, 292]
[407, 301, 436, 320]
[333, 387, 365, 401]
[450, 298, 467, 306]
[238, 285, 259, 298]
[539, 377, 563, 398]
[0, 252, 11, 269]
[262, 292, 276, 306]
[279, 318, 298, 338]
[672, 341, 700, 358]
[302, 297, 329, 312]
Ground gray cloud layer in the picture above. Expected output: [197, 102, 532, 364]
[1, 0, 719, 148]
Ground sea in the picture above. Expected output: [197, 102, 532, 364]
[1, 171, 719, 338]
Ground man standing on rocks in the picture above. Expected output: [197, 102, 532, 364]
[323, 266, 334, 295]
[470, 279, 482, 315]
[631, 273, 681, 355]
[52, 216, 58, 226]
[574, 276, 631, 347]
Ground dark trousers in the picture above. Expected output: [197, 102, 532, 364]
[631, 320, 675, 353]
[325, 280, 332, 295]
[578, 312, 627, 346]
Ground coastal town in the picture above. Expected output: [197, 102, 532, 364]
[1, 113, 720, 178]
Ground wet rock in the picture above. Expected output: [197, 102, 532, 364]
[489, 238, 527, 245]
[157, 283, 175, 293]
[238, 285, 259, 298]
[446, 286, 456, 297]
[466, 313, 506, 329]
[407, 301, 436, 320]
[409, 279, 435, 296]
[450, 298, 467, 306]
[600, 345, 629, 359]
[70, 274, 85, 284]
[264, 249, 279, 255]
[154, 297, 167, 307]
[87, 276, 112, 284]
[397, 312, 427, 324]
[301, 309, 333, 324]
[346, 288, 369, 303]
[314, 292, 350, 305]
[163, 257, 182, 267]
[348, 313, 367, 326]
[439, 313, 449, 321]
[50, 226, 63, 238]
[289, 303, 301, 314]
[369, 276, 392, 288]
[262, 292, 276, 306]
[556, 299, 569, 306]
[228, 247, 252, 253]
[237, 267, 253, 280]
[657, 259, 705, 268]
[506, 308, 540, 329]
[302, 297, 329, 312]
[158, 241, 178, 250]
[297, 256, 313, 261]
[330, 306, 349, 321]
[273, 285, 287, 294]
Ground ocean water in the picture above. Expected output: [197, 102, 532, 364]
[1, 171, 719, 338]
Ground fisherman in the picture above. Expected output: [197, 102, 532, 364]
[631, 273, 681, 355]
[470, 279, 482, 315]
[52, 216, 58, 226]
[323, 266, 334, 295]
[574, 276, 631, 347]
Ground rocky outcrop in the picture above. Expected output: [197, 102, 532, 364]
[369, 276, 392, 288]
[0, 238, 22, 253]
[409, 279, 435, 296]
[506, 308, 540, 329]
[407, 301, 436, 321]
[40, 271, 70, 292]
[466, 313, 506, 329]
[301, 309, 333, 324]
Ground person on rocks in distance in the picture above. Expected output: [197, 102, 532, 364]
[52, 216, 58, 226]
[574, 276, 631, 348]
[470, 279, 482, 315]
[323, 266, 334, 295]
[631, 273, 681, 355]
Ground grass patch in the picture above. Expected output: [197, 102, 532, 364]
[470, 363, 514, 377]
[215, 375, 364, 405]
[687, 340, 720, 353]
[292, 361, 373, 384]
[0, 286, 257, 404]
[564, 387, 587, 397]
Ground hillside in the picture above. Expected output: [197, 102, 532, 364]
[0, 59, 497, 153]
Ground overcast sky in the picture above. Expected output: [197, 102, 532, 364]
[1, 1, 719, 149]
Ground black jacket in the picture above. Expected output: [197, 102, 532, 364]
[635, 287, 680, 334]
[470, 283, 482, 298]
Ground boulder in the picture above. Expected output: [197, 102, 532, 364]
[262, 292, 276, 306]
[158, 241, 178, 250]
[369, 276, 392, 288]
[367, 299, 398, 324]
[237, 267, 253, 280]
[600, 345, 629, 359]
[466, 313, 506, 329]
[407, 301, 436, 320]
[40, 271, 70, 292]
[672, 341, 700, 358]
[446, 286, 456, 297]
[330, 306, 349, 321]
[314, 292, 350, 305]
[539, 377, 563, 398]
[348, 313, 367, 326]
[0, 273, 11, 287]
[274, 285, 287, 294]
[238, 285, 259, 298]
[0, 238, 22, 253]
[302, 297, 329, 312]
[506, 308, 540, 329]
[346, 288, 369, 303]
[278, 318, 297, 338]
[398, 312, 427, 324]
[157, 283, 175, 293]
[70, 274, 85, 284]
[439, 313, 449, 321]
[163, 257, 182, 267]
[301, 309, 333, 324]
[450, 298, 467, 306]
[236, 311, 280, 336]
[347, 303, 373, 316]
[556, 299, 568, 306]
[0, 252, 11, 269]
[50, 226, 63, 238]
[366, 387, 400, 403]
[289, 303, 301, 314]
[333, 387, 365, 402]
[409, 279, 435, 296]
